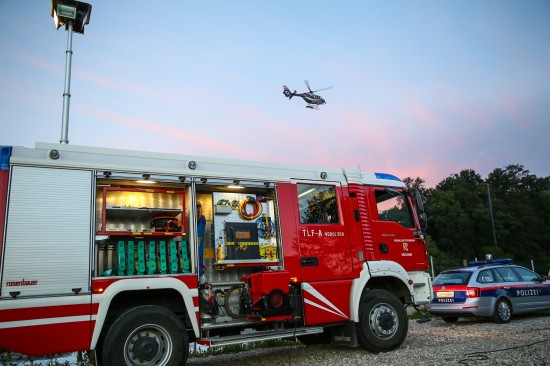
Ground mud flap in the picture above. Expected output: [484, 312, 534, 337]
[330, 322, 358, 347]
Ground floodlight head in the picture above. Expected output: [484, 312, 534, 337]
[51, 0, 92, 34]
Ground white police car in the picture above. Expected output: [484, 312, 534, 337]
[426, 257, 550, 323]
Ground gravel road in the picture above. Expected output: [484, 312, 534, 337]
[187, 311, 550, 366]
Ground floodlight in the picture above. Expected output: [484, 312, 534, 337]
[50, 0, 92, 144]
[51, 0, 92, 34]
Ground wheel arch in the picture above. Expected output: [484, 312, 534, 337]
[495, 293, 514, 312]
[91, 278, 199, 350]
[350, 261, 413, 322]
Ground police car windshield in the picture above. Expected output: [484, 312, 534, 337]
[433, 271, 472, 286]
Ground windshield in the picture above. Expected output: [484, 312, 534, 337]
[433, 271, 472, 286]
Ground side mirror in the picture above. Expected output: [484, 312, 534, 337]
[415, 190, 426, 214]
[412, 189, 427, 230]
[419, 212, 428, 230]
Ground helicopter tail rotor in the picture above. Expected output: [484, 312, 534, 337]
[283, 85, 297, 99]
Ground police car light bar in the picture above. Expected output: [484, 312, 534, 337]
[467, 258, 513, 267]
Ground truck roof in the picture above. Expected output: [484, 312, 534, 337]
[3, 142, 405, 188]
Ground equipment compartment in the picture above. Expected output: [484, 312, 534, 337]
[98, 187, 186, 235]
[94, 179, 191, 277]
[212, 192, 279, 266]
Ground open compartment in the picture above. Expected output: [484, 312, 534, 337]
[94, 176, 191, 277]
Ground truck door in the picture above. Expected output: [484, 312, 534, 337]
[0, 166, 94, 354]
[372, 187, 427, 271]
[294, 182, 353, 281]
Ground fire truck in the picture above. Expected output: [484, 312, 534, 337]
[0, 142, 431, 365]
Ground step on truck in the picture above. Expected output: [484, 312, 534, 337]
[0, 142, 432, 365]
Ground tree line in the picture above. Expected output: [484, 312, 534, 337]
[404, 164, 550, 276]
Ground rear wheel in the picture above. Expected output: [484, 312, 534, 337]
[355, 289, 408, 353]
[101, 305, 188, 366]
[492, 298, 512, 324]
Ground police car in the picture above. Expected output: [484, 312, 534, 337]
[426, 257, 550, 323]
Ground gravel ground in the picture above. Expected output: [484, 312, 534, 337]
[188, 311, 550, 366]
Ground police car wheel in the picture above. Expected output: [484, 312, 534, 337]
[355, 289, 408, 352]
[492, 298, 512, 324]
[101, 305, 189, 366]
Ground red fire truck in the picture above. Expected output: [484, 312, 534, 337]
[0, 142, 431, 365]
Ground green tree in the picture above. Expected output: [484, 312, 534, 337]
[423, 164, 550, 273]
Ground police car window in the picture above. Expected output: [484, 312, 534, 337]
[492, 269, 505, 282]
[433, 271, 472, 285]
[477, 269, 495, 283]
[512, 267, 539, 282]
[375, 190, 414, 228]
[495, 267, 519, 282]
[297, 184, 339, 224]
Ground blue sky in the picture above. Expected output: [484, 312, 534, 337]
[1, 1, 549, 187]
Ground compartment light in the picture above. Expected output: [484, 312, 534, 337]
[136, 174, 156, 184]
[228, 180, 244, 189]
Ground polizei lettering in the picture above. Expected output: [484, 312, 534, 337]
[516, 289, 541, 296]
[6, 279, 38, 287]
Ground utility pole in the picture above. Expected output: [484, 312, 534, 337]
[51, 0, 92, 144]
[487, 183, 497, 247]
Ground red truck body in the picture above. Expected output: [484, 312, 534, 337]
[0, 143, 431, 365]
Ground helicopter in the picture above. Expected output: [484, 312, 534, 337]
[283, 80, 332, 109]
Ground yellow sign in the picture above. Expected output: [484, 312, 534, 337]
[204, 248, 215, 259]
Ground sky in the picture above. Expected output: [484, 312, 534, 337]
[1, 1, 549, 187]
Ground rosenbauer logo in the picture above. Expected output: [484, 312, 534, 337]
[6, 279, 38, 287]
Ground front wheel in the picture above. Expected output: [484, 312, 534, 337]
[101, 305, 188, 366]
[355, 289, 408, 353]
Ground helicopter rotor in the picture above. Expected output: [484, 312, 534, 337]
[304, 79, 332, 93]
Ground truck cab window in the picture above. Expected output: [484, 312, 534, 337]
[375, 190, 414, 228]
[297, 184, 339, 224]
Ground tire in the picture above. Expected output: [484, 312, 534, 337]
[492, 298, 512, 324]
[101, 305, 188, 366]
[355, 289, 408, 353]
[441, 317, 459, 323]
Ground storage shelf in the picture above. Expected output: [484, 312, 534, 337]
[97, 231, 186, 237]
[101, 187, 186, 235]
[106, 207, 181, 219]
